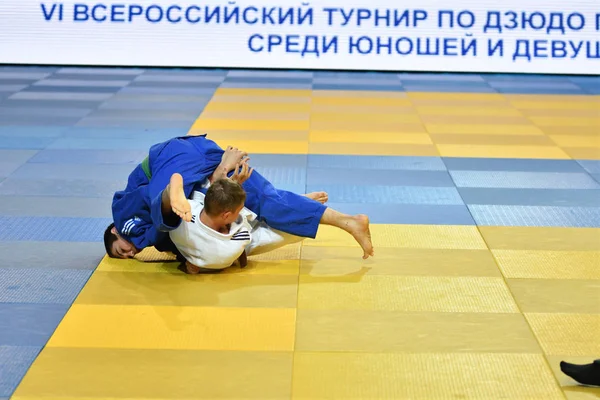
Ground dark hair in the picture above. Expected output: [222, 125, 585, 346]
[204, 178, 246, 217]
[104, 222, 118, 257]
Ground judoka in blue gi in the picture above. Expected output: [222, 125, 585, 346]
[104, 134, 374, 262]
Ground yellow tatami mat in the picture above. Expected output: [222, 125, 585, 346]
[12, 225, 600, 399]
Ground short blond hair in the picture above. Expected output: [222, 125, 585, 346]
[204, 178, 246, 216]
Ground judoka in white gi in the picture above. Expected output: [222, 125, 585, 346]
[169, 174, 303, 273]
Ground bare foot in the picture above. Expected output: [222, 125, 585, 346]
[304, 191, 329, 204]
[169, 173, 192, 222]
[346, 214, 374, 259]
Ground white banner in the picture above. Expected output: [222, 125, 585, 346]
[0, 0, 598, 74]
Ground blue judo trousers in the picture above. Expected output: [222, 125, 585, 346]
[112, 135, 326, 251]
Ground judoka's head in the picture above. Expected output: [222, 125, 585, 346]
[204, 178, 246, 225]
[104, 223, 138, 259]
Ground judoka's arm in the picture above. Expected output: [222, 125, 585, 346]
[150, 145, 248, 232]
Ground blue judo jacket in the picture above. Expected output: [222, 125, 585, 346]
[111, 135, 224, 250]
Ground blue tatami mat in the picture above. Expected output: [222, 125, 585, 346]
[308, 169, 455, 187]
[0, 217, 110, 242]
[0, 269, 92, 304]
[0, 125, 68, 137]
[46, 137, 173, 150]
[0, 346, 41, 398]
[468, 205, 600, 227]
[327, 202, 476, 225]
[28, 149, 146, 164]
[444, 157, 586, 173]
[0, 178, 125, 197]
[0, 196, 111, 217]
[0, 304, 70, 346]
[252, 167, 306, 186]
[10, 163, 134, 181]
[308, 185, 464, 205]
[459, 188, 600, 207]
[0, 162, 22, 177]
[577, 160, 600, 174]
[0, 137, 55, 149]
[0, 242, 103, 270]
[450, 171, 600, 189]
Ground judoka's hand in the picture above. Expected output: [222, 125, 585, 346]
[231, 158, 253, 184]
[237, 250, 248, 268]
[220, 146, 248, 172]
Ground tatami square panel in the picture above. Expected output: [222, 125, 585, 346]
[308, 168, 455, 187]
[508, 279, 600, 314]
[415, 105, 524, 117]
[431, 133, 555, 146]
[503, 93, 600, 102]
[540, 126, 600, 136]
[530, 116, 600, 127]
[292, 353, 564, 399]
[298, 275, 519, 313]
[0, 346, 41, 399]
[47, 304, 296, 351]
[308, 154, 447, 170]
[410, 98, 510, 107]
[203, 101, 312, 113]
[450, 171, 600, 189]
[191, 118, 310, 131]
[207, 139, 309, 154]
[551, 135, 600, 148]
[214, 87, 311, 97]
[525, 313, 600, 355]
[197, 129, 309, 142]
[521, 108, 600, 118]
[493, 250, 600, 279]
[310, 119, 425, 132]
[296, 309, 540, 353]
[407, 92, 506, 101]
[479, 227, 600, 251]
[458, 188, 600, 207]
[305, 224, 487, 249]
[510, 100, 600, 111]
[309, 130, 432, 145]
[469, 205, 600, 228]
[421, 114, 532, 125]
[438, 144, 570, 159]
[310, 103, 417, 114]
[326, 202, 475, 225]
[11, 348, 293, 399]
[96, 258, 176, 273]
[312, 89, 408, 98]
[198, 110, 310, 121]
[308, 142, 439, 156]
[300, 247, 501, 277]
[311, 96, 413, 107]
[211, 95, 312, 106]
[312, 185, 463, 205]
[426, 123, 545, 135]
[562, 147, 600, 160]
[75, 271, 299, 308]
[310, 112, 422, 124]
